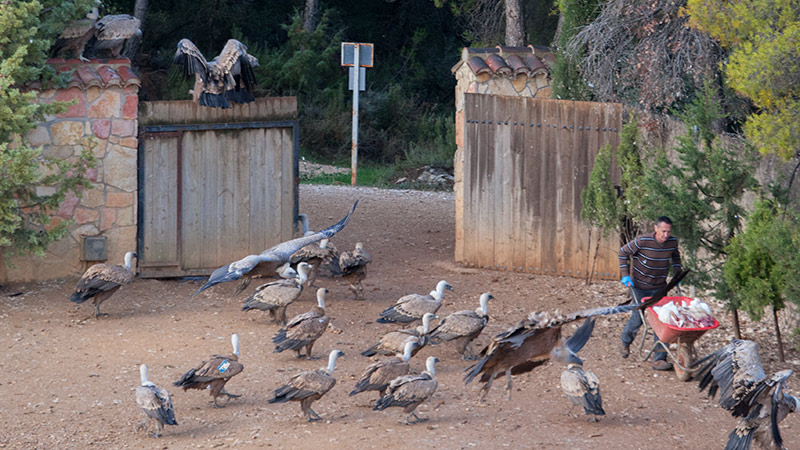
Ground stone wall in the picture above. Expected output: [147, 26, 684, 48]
[0, 59, 140, 283]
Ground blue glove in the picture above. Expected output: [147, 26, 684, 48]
[621, 276, 632, 287]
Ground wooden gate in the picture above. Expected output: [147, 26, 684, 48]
[137, 98, 298, 278]
[457, 94, 622, 280]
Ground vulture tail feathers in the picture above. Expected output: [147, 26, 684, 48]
[199, 92, 231, 109]
[173, 368, 197, 388]
[724, 428, 753, 450]
[226, 87, 255, 104]
[463, 354, 489, 384]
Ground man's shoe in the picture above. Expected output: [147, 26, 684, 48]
[652, 360, 673, 371]
[619, 342, 630, 359]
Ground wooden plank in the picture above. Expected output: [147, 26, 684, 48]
[141, 136, 178, 265]
[478, 95, 496, 269]
[509, 98, 527, 272]
[494, 96, 513, 270]
[248, 128, 267, 251]
[542, 99, 561, 275]
[266, 127, 281, 246]
[280, 127, 294, 242]
[524, 98, 543, 274]
[571, 102, 590, 278]
[180, 131, 203, 270]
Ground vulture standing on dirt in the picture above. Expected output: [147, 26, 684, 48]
[69, 251, 137, 318]
[135, 364, 177, 438]
[173, 38, 259, 109]
[272, 288, 330, 359]
[289, 238, 339, 288]
[362, 312, 438, 357]
[561, 363, 605, 421]
[268, 349, 345, 422]
[693, 339, 799, 450]
[373, 356, 440, 424]
[377, 280, 453, 324]
[351, 341, 418, 399]
[330, 241, 372, 300]
[173, 334, 244, 408]
[464, 269, 687, 401]
[242, 262, 312, 325]
[429, 292, 493, 360]
[192, 201, 357, 297]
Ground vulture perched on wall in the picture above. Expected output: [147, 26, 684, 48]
[272, 288, 330, 359]
[330, 241, 372, 300]
[192, 200, 357, 297]
[362, 312, 438, 357]
[173, 38, 259, 109]
[351, 341, 418, 400]
[693, 339, 799, 450]
[52, 8, 141, 60]
[465, 269, 687, 401]
[377, 280, 453, 324]
[135, 364, 177, 438]
[429, 292, 493, 360]
[69, 251, 137, 318]
[374, 356, 440, 424]
[173, 334, 244, 408]
[561, 364, 605, 421]
[242, 262, 312, 325]
[51, 6, 100, 61]
[268, 349, 345, 422]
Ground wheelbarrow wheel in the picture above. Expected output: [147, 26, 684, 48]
[674, 344, 695, 381]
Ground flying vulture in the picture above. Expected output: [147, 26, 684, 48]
[173, 38, 259, 109]
[135, 364, 177, 438]
[272, 288, 330, 359]
[192, 200, 358, 297]
[69, 251, 137, 318]
[268, 349, 345, 422]
[693, 339, 799, 450]
[377, 280, 453, 324]
[373, 356, 440, 424]
[561, 363, 605, 421]
[173, 334, 244, 408]
[429, 292, 493, 360]
[464, 269, 688, 401]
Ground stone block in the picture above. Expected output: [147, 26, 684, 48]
[51, 120, 85, 145]
[55, 87, 87, 118]
[43, 145, 75, 159]
[455, 110, 464, 149]
[27, 126, 51, 147]
[87, 87, 101, 103]
[44, 216, 64, 232]
[88, 90, 121, 119]
[86, 167, 98, 182]
[82, 187, 105, 208]
[99, 207, 116, 231]
[91, 138, 107, 158]
[75, 207, 99, 224]
[92, 119, 111, 139]
[36, 186, 57, 197]
[57, 193, 81, 219]
[111, 119, 135, 137]
[122, 95, 138, 119]
[120, 138, 138, 149]
[116, 205, 135, 226]
[104, 144, 137, 192]
[69, 223, 100, 243]
[106, 191, 133, 208]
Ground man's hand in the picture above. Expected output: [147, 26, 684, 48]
[621, 275, 632, 287]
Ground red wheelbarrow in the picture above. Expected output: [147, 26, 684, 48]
[640, 296, 719, 381]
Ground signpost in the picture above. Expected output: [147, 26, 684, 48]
[341, 42, 373, 185]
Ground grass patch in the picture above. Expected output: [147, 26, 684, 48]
[300, 164, 398, 188]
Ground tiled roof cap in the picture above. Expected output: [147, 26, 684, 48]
[454, 44, 554, 78]
[26, 58, 141, 90]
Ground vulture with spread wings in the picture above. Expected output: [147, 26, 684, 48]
[173, 38, 259, 109]
[192, 200, 358, 297]
[464, 269, 687, 401]
[693, 339, 798, 450]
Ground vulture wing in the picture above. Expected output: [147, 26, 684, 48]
[136, 385, 178, 425]
[70, 263, 133, 303]
[173, 39, 209, 82]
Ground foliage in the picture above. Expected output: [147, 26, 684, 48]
[723, 198, 800, 321]
[0, 0, 96, 258]
[685, 0, 799, 160]
[635, 82, 758, 293]
[567, 0, 723, 113]
[551, 0, 598, 101]
[433, 0, 558, 46]
[580, 142, 616, 235]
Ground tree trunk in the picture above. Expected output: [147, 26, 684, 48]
[773, 306, 785, 362]
[122, 0, 147, 62]
[732, 308, 741, 339]
[303, 0, 319, 32]
[133, 0, 148, 21]
[504, 0, 525, 46]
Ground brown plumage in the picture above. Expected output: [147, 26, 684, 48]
[268, 350, 344, 422]
[135, 364, 177, 438]
[290, 238, 339, 288]
[464, 270, 687, 401]
[694, 339, 799, 450]
[173, 334, 244, 408]
[362, 312, 438, 357]
[51, 7, 99, 61]
[69, 251, 137, 318]
[331, 241, 371, 299]
[351, 341, 418, 399]
[561, 364, 604, 421]
[377, 280, 453, 324]
[241, 262, 312, 325]
[429, 293, 493, 360]
[89, 14, 141, 58]
[173, 38, 259, 109]
[272, 288, 330, 359]
[373, 356, 439, 424]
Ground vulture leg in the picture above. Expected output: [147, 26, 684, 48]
[461, 343, 479, 361]
[221, 388, 241, 399]
[153, 419, 164, 438]
[304, 342, 319, 360]
[306, 263, 320, 288]
[295, 349, 303, 358]
[505, 368, 514, 402]
[479, 372, 496, 402]
[93, 300, 109, 318]
[301, 398, 321, 422]
[214, 394, 232, 408]
[563, 403, 576, 416]
[268, 310, 277, 322]
[277, 307, 288, 326]
[135, 419, 148, 433]
[406, 409, 428, 424]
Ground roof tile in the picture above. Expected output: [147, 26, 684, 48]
[456, 45, 553, 80]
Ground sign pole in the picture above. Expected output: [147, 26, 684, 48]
[351, 44, 360, 186]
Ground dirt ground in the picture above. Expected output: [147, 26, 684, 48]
[1, 184, 798, 450]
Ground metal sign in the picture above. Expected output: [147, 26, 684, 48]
[341, 42, 374, 67]
[348, 67, 366, 91]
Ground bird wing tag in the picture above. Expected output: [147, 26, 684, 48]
[218, 360, 230, 373]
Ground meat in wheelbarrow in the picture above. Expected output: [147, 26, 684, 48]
[652, 298, 715, 328]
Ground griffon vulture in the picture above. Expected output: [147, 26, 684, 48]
[373, 356, 440, 424]
[173, 334, 244, 408]
[135, 364, 177, 438]
[377, 280, 453, 324]
[69, 251, 137, 318]
[268, 349, 345, 422]
[429, 292, 493, 360]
